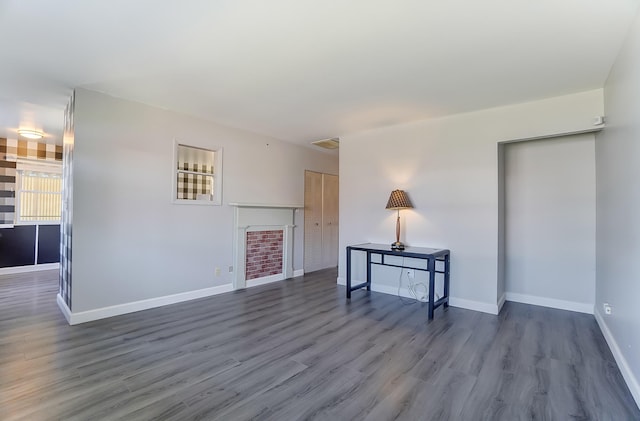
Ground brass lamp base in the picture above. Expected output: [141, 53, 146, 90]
[391, 242, 405, 251]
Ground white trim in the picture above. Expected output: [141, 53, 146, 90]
[337, 276, 425, 302]
[238, 269, 303, 290]
[242, 224, 296, 231]
[245, 273, 285, 288]
[59, 283, 234, 325]
[172, 197, 219, 206]
[229, 203, 304, 209]
[595, 310, 640, 408]
[14, 221, 61, 226]
[372, 283, 425, 301]
[16, 159, 62, 173]
[497, 292, 507, 313]
[56, 293, 72, 323]
[171, 197, 219, 206]
[233, 207, 295, 290]
[337, 276, 499, 314]
[448, 297, 500, 315]
[505, 292, 594, 314]
[0, 262, 59, 275]
[34, 224, 39, 264]
[498, 126, 604, 145]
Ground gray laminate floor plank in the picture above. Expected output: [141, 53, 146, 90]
[1, 268, 638, 420]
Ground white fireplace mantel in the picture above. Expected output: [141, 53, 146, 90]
[229, 202, 304, 209]
[231, 203, 301, 290]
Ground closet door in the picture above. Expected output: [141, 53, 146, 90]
[321, 174, 339, 268]
[304, 171, 324, 272]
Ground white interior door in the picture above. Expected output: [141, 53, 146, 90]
[505, 134, 596, 311]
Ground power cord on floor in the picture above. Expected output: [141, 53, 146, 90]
[397, 257, 441, 305]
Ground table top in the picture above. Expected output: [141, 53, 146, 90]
[347, 243, 449, 258]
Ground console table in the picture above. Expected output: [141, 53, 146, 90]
[346, 243, 450, 319]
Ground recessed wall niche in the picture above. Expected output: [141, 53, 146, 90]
[173, 141, 222, 205]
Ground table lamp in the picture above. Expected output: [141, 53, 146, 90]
[385, 189, 413, 250]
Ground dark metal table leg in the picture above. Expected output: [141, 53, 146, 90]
[443, 253, 450, 308]
[346, 247, 352, 299]
[366, 251, 371, 291]
[428, 257, 436, 319]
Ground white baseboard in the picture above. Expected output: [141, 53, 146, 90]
[497, 292, 507, 313]
[246, 273, 285, 287]
[59, 283, 234, 325]
[594, 309, 640, 408]
[56, 293, 72, 324]
[371, 283, 425, 301]
[505, 292, 593, 314]
[338, 276, 416, 300]
[293, 269, 304, 277]
[338, 277, 498, 314]
[448, 297, 500, 315]
[0, 263, 59, 276]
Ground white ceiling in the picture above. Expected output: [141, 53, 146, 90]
[0, 0, 638, 146]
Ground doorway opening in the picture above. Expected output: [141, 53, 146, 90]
[498, 133, 596, 313]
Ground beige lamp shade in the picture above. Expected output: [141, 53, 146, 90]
[385, 190, 413, 250]
[385, 190, 413, 210]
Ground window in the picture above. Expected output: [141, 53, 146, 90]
[16, 164, 62, 223]
[173, 141, 222, 205]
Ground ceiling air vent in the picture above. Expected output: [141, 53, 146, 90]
[311, 137, 339, 149]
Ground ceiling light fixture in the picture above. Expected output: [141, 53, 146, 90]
[311, 137, 339, 149]
[18, 129, 44, 139]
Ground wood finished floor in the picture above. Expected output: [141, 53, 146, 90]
[1, 269, 638, 421]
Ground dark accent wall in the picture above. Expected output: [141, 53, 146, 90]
[0, 224, 61, 268]
[0, 225, 36, 267]
[38, 225, 61, 264]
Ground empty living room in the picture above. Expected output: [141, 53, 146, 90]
[1, 1, 640, 420]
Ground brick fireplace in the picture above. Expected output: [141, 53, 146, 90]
[231, 203, 301, 289]
[245, 230, 284, 280]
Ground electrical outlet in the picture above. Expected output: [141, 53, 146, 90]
[228, 266, 233, 273]
[406, 269, 415, 279]
[603, 303, 612, 315]
[215, 267, 221, 276]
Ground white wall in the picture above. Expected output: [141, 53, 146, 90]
[596, 8, 640, 405]
[339, 89, 603, 314]
[71, 88, 337, 313]
[504, 134, 595, 313]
